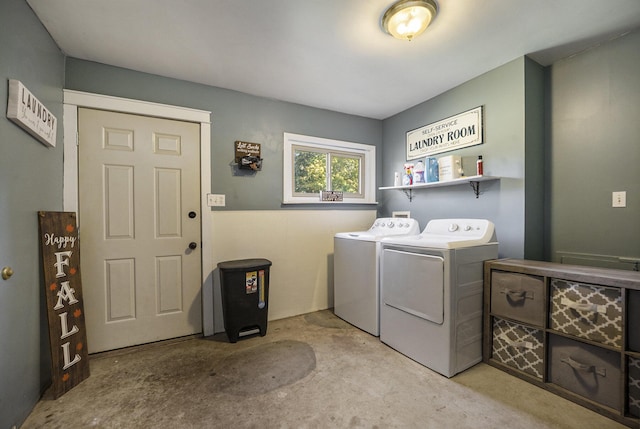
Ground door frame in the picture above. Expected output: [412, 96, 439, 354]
[62, 90, 216, 337]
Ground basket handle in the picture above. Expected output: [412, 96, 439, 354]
[560, 297, 606, 315]
[498, 333, 533, 350]
[501, 288, 532, 302]
[561, 356, 606, 377]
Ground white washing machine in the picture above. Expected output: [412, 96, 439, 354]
[334, 217, 420, 336]
[380, 219, 498, 377]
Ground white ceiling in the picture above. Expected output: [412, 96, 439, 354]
[27, 0, 640, 119]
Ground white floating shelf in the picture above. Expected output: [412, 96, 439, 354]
[379, 175, 499, 200]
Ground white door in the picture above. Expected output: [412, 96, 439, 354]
[78, 108, 202, 353]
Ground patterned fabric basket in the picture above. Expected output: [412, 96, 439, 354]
[549, 279, 622, 348]
[492, 318, 544, 379]
[629, 357, 640, 417]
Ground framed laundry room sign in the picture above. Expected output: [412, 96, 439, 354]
[406, 106, 483, 160]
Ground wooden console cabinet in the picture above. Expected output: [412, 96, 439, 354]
[483, 259, 640, 427]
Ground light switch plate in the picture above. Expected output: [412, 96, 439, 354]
[612, 191, 626, 208]
[207, 193, 226, 207]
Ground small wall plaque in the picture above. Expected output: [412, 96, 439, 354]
[235, 141, 261, 162]
[7, 79, 57, 147]
[321, 191, 343, 202]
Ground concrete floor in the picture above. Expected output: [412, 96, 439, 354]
[23, 310, 626, 428]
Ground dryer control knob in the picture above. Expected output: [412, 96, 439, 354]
[464, 225, 472, 231]
[448, 223, 459, 232]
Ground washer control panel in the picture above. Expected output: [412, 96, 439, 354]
[370, 218, 420, 236]
[423, 219, 495, 241]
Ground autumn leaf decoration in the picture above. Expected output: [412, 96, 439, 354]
[65, 224, 74, 233]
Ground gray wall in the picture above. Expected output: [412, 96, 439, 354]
[0, 1, 65, 427]
[65, 59, 382, 211]
[548, 31, 640, 267]
[379, 57, 545, 259]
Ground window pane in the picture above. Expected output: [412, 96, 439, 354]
[331, 155, 361, 194]
[294, 150, 327, 193]
[284, 133, 375, 204]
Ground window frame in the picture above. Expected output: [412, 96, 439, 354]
[283, 132, 376, 205]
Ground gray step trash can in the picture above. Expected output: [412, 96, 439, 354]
[217, 258, 272, 343]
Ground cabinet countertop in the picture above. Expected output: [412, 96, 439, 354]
[487, 258, 640, 289]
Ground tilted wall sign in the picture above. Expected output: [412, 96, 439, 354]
[6, 79, 57, 147]
[406, 106, 483, 160]
[39, 211, 90, 398]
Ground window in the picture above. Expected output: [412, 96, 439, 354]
[293, 148, 362, 197]
[283, 133, 376, 204]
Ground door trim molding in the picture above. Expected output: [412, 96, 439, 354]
[63, 90, 215, 336]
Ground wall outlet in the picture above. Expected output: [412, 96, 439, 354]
[612, 191, 626, 208]
[207, 193, 225, 207]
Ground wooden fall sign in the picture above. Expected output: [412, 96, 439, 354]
[38, 211, 90, 398]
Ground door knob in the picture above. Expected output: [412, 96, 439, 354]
[2, 267, 14, 280]
[189, 242, 198, 250]
[188, 211, 197, 219]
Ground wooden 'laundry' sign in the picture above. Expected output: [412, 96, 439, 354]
[38, 211, 90, 398]
[7, 79, 57, 147]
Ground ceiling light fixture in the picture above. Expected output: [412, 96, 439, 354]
[382, 0, 438, 41]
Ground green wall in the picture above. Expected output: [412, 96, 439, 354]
[379, 30, 639, 265]
[0, 1, 65, 427]
[548, 31, 640, 267]
[64, 58, 382, 211]
[380, 57, 545, 259]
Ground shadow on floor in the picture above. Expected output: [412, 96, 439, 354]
[22, 310, 625, 428]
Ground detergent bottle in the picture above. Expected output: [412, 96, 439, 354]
[413, 160, 425, 183]
[402, 163, 414, 185]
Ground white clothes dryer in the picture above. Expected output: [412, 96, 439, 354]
[380, 219, 498, 377]
[334, 217, 420, 336]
